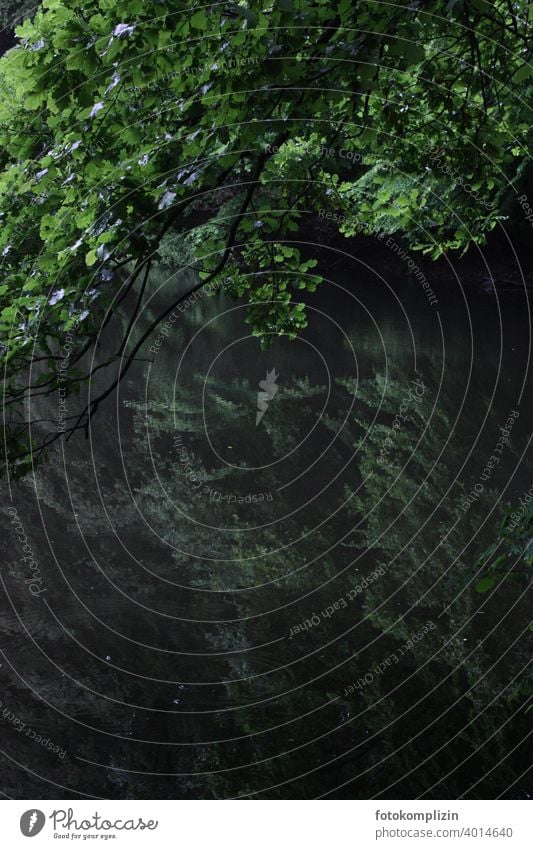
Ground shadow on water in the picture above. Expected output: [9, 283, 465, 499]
[1, 261, 531, 798]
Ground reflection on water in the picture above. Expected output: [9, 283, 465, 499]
[1, 264, 531, 799]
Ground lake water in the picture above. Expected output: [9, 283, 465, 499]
[1, 258, 531, 799]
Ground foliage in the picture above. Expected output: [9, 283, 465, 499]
[0, 0, 532, 469]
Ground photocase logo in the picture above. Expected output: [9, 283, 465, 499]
[20, 809, 46, 837]
[256, 368, 279, 425]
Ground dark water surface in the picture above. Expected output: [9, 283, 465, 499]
[1, 259, 531, 798]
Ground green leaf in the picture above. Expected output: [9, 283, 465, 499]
[514, 64, 533, 84]
[190, 9, 207, 30]
[475, 575, 499, 593]
[85, 249, 98, 267]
